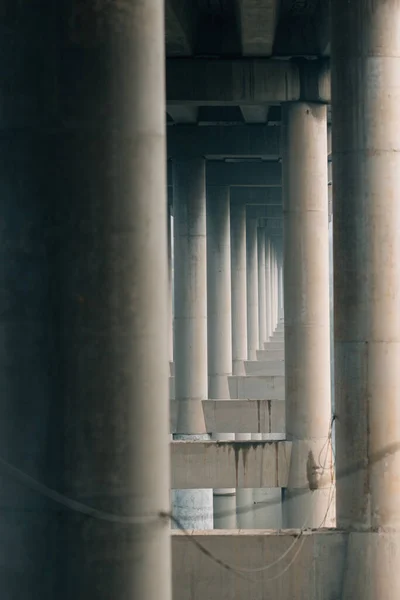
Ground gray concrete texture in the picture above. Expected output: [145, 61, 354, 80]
[170, 399, 285, 434]
[172, 530, 346, 600]
[171, 440, 291, 488]
[0, 2, 172, 599]
[282, 102, 334, 529]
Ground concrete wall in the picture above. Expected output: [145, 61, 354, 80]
[172, 530, 346, 600]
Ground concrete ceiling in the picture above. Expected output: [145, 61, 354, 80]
[165, 0, 331, 147]
[165, 0, 330, 58]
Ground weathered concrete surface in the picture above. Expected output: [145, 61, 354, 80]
[235, 0, 279, 56]
[167, 59, 300, 104]
[167, 59, 331, 105]
[172, 530, 346, 600]
[173, 158, 208, 433]
[229, 375, 285, 400]
[171, 441, 291, 488]
[282, 102, 333, 528]
[170, 399, 285, 434]
[332, 1, 400, 596]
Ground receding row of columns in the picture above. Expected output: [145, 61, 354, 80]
[171, 157, 282, 529]
[2, 0, 400, 597]
[171, 104, 335, 532]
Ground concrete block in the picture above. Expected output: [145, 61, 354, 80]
[244, 360, 285, 376]
[229, 375, 285, 400]
[172, 530, 346, 600]
[171, 440, 291, 489]
[257, 349, 284, 361]
[263, 341, 284, 350]
[171, 399, 285, 434]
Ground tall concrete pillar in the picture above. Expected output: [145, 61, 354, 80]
[231, 202, 248, 375]
[246, 216, 259, 360]
[172, 157, 213, 529]
[207, 186, 236, 529]
[0, 2, 172, 597]
[278, 252, 284, 315]
[265, 234, 272, 341]
[270, 244, 278, 333]
[332, 1, 400, 596]
[235, 433, 254, 528]
[282, 103, 334, 528]
[257, 225, 267, 349]
[168, 205, 174, 364]
[231, 204, 252, 526]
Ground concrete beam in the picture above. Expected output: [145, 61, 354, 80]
[172, 530, 346, 600]
[207, 161, 281, 187]
[235, 0, 279, 56]
[167, 124, 281, 158]
[167, 59, 300, 105]
[239, 105, 269, 123]
[171, 440, 291, 488]
[167, 106, 198, 124]
[228, 375, 285, 400]
[167, 59, 330, 105]
[170, 399, 285, 434]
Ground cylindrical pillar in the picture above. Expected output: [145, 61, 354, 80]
[168, 204, 174, 365]
[257, 226, 267, 349]
[207, 186, 232, 400]
[282, 103, 334, 528]
[252, 434, 283, 528]
[246, 216, 259, 360]
[270, 244, 277, 333]
[332, 1, 400, 596]
[278, 254, 284, 315]
[0, 2, 172, 597]
[231, 202, 248, 375]
[235, 434, 254, 528]
[265, 234, 272, 342]
[172, 157, 213, 529]
[207, 185, 236, 529]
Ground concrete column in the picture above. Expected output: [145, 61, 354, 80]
[265, 235, 272, 341]
[172, 157, 213, 529]
[168, 205, 174, 365]
[0, 2, 172, 597]
[207, 185, 236, 529]
[270, 244, 277, 333]
[282, 103, 334, 528]
[257, 225, 267, 349]
[332, 1, 400, 596]
[235, 434, 254, 528]
[207, 186, 233, 400]
[252, 434, 283, 529]
[267, 237, 274, 339]
[246, 216, 259, 360]
[278, 254, 284, 315]
[231, 202, 248, 375]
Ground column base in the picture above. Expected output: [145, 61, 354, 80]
[341, 531, 400, 600]
[172, 434, 213, 530]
